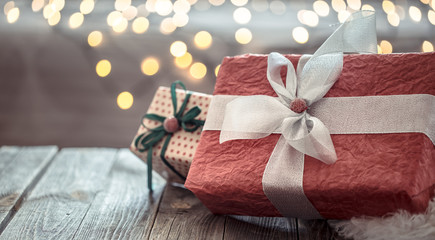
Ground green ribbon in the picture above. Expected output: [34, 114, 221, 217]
[134, 81, 205, 191]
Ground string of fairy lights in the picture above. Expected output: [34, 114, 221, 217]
[2, 0, 435, 110]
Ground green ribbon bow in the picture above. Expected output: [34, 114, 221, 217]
[134, 81, 205, 191]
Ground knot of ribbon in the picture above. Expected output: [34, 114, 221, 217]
[219, 11, 377, 165]
[134, 81, 205, 191]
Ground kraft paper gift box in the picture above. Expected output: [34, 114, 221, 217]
[185, 12, 435, 219]
[130, 82, 211, 187]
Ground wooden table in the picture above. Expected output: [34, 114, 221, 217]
[0, 146, 344, 239]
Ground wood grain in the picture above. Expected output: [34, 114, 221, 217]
[149, 183, 226, 240]
[0, 146, 58, 233]
[298, 219, 347, 240]
[224, 216, 298, 240]
[0, 148, 117, 240]
[72, 149, 166, 239]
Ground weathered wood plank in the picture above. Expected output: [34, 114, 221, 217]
[149, 183, 226, 240]
[0, 146, 58, 233]
[0, 148, 118, 240]
[298, 219, 347, 240]
[224, 216, 298, 240]
[72, 149, 166, 239]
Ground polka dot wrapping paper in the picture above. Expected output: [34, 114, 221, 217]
[130, 86, 212, 184]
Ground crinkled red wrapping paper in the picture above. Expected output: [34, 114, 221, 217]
[185, 53, 435, 219]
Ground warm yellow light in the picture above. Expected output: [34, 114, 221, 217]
[422, 41, 434, 52]
[51, 0, 65, 11]
[155, 0, 173, 16]
[209, 0, 225, 6]
[269, 0, 286, 15]
[380, 40, 393, 54]
[175, 52, 193, 68]
[361, 4, 375, 11]
[80, 0, 95, 15]
[137, 4, 149, 17]
[4, 1, 14, 15]
[382, 0, 395, 14]
[231, 0, 248, 7]
[48, 11, 61, 26]
[88, 31, 103, 47]
[301, 10, 319, 27]
[215, 64, 221, 77]
[172, 13, 189, 27]
[96, 60, 112, 77]
[190, 62, 207, 80]
[429, 10, 435, 25]
[43, 5, 56, 19]
[292, 26, 309, 44]
[194, 31, 212, 49]
[409, 6, 422, 22]
[146, 0, 157, 12]
[132, 17, 149, 34]
[170, 41, 187, 57]
[107, 11, 122, 27]
[115, 0, 131, 11]
[174, 0, 191, 13]
[421, 0, 430, 4]
[187, 0, 198, 5]
[6, 7, 19, 24]
[252, 0, 268, 12]
[122, 5, 137, 20]
[313, 1, 330, 17]
[160, 17, 177, 34]
[69, 12, 84, 29]
[141, 57, 160, 76]
[233, 7, 251, 24]
[117, 91, 134, 110]
[331, 0, 346, 12]
[32, 0, 44, 12]
[235, 28, 252, 44]
[377, 45, 382, 54]
[347, 0, 361, 10]
[338, 10, 351, 23]
[387, 12, 400, 27]
[112, 17, 128, 33]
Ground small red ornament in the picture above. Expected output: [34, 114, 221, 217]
[290, 98, 308, 113]
[163, 116, 179, 133]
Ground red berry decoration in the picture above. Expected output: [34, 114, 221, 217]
[290, 98, 308, 113]
[163, 116, 180, 133]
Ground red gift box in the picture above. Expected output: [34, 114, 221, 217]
[185, 52, 435, 219]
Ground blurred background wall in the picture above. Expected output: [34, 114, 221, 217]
[0, 0, 434, 147]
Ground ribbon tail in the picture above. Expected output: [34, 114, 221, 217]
[220, 95, 292, 143]
[286, 117, 337, 165]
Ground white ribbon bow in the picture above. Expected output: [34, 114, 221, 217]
[219, 11, 377, 165]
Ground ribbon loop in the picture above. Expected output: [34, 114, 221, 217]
[220, 11, 377, 165]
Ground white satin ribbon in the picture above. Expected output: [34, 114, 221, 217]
[219, 11, 377, 165]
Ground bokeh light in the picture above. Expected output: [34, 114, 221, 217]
[409, 6, 422, 22]
[380, 40, 393, 54]
[190, 62, 207, 80]
[115, 0, 131, 11]
[361, 4, 375, 11]
[313, 1, 330, 17]
[292, 26, 309, 44]
[122, 6, 138, 20]
[231, 0, 248, 7]
[69, 12, 84, 29]
[422, 41, 434, 52]
[132, 17, 149, 34]
[32, 0, 44, 12]
[209, 0, 225, 6]
[194, 31, 213, 49]
[4, 1, 14, 15]
[80, 0, 95, 15]
[47, 11, 61, 26]
[382, 0, 395, 14]
[269, 1, 286, 15]
[387, 12, 400, 27]
[172, 13, 189, 27]
[170, 41, 187, 57]
[332, 0, 346, 12]
[233, 7, 251, 24]
[107, 11, 122, 26]
[155, 0, 173, 16]
[347, 0, 361, 10]
[300, 10, 319, 27]
[88, 31, 103, 47]
[112, 17, 128, 33]
[215, 64, 221, 77]
[96, 59, 112, 77]
[7, 7, 19, 24]
[141, 57, 160, 76]
[174, 0, 191, 13]
[429, 10, 435, 25]
[235, 28, 252, 44]
[160, 17, 177, 34]
[117, 91, 134, 110]
[251, 0, 268, 12]
[51, 0, 65, 11]
[175, 52, 193, 68]
[338, 10, 351, 23]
